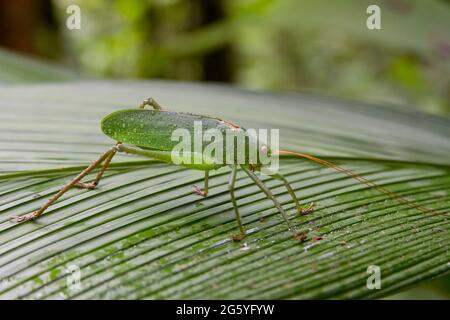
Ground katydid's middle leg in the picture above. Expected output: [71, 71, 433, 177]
[194, 171, 209, 197]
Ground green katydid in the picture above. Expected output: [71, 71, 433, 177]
[11, 98, 444, 241]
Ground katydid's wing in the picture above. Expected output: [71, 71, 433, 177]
[101, 109, 232, 151]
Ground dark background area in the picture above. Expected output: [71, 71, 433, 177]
[0, 0, 449, 116]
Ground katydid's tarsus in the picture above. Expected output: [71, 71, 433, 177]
[11, 98, 447, 241]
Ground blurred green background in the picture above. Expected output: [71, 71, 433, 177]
[0, 0, 448, 299]
[0, 0, 449, 115]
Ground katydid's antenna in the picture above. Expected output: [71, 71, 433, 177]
[275, 150, 447, 217]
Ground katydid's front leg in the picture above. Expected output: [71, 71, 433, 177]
[11, 145, 119, 223]
[271, 173, 314, 215]
[194, 171, 209, 197]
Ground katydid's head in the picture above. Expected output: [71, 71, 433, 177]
[255, 143, 274, 173]
[260, 144, 272, 157]
[245, 129, 274, 171]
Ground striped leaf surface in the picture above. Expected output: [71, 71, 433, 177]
[0, 81, 448, 299]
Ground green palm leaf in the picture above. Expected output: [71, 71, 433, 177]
[0, 48, 80, 84]
[0, 81, 448, 299]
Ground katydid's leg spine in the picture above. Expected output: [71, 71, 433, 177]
[229, 165, 245, 241]
[272, 173, 314, 215]
[241, 166, 299, 238]
[194, 171, 209, 197]
[139, 97, 162, 110]
[11, 145, 119, 222]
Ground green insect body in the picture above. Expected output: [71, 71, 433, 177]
[101, 109, 228, 152]
[101, 109, 264, 171]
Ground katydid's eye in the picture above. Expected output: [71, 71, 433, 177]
[260, 145, 268, 154]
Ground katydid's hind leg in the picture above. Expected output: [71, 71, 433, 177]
[10, 146, 118, 223]
[242, 166, 301, 239]
[228, 165, 245, 241]
[193, 171, 209, 197]
[139, 97, 163, 110]
[75, 148, 117, 190]
[272, 173, 314, 215]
